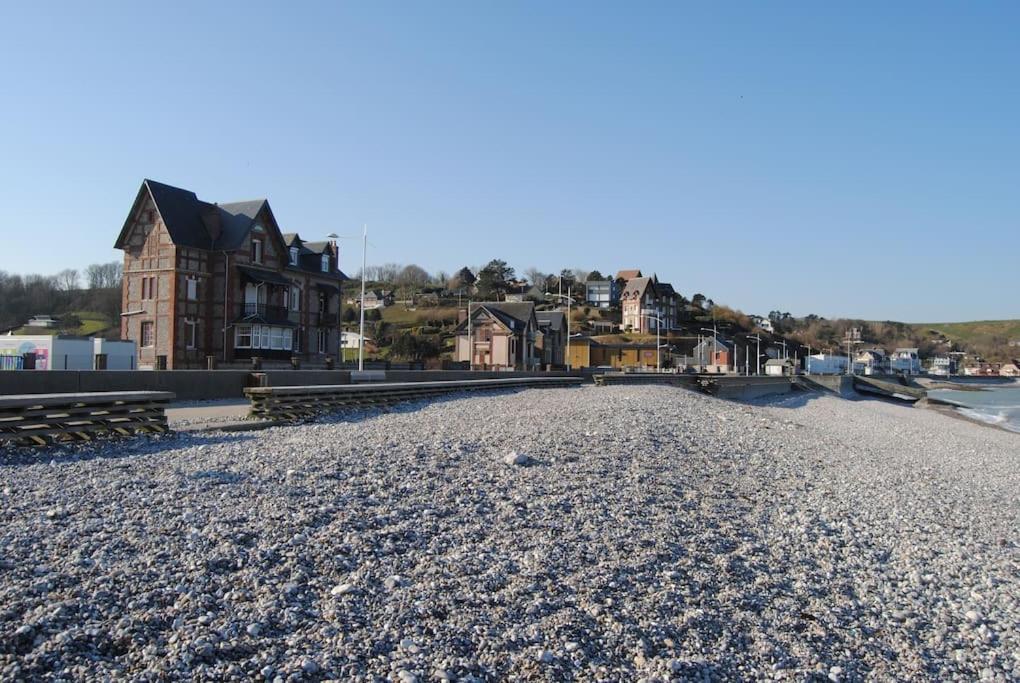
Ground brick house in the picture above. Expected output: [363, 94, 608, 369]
[620, 275, 680, 333]
[114, 179, 347, 369]
[454, 302, 539, 370]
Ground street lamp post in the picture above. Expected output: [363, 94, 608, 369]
[328, 225, 369, 371]
[637, 313, 665, 372]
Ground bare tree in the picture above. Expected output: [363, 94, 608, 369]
[523, 267, 547, 289]
[85, 261, 123, 289]
[56, 268, 79, 291]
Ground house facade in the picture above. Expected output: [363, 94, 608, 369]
[620, 275, 679, 333]
[889, 348, 922, 375]
[567, 337, 659, 370]
[584, 280, 618, 308]
[115, 179, 347, 369]
[535, 310, 567, 368]
[692, 337, 733, 371]
[854, 349, 888, 375]
[454, 303, 539, 370]
[999, 362, 1020, 377]
[929, 354, 958, 376]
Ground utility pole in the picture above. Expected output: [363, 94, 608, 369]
[358, 224, 367, 371]
[749, 335, 762, 375]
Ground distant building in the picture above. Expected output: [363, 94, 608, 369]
[584, 280, 618, 308]
[854, 349, 888, 375]
[567, 337, 660, 370]
[962, 362, 1001, 376]
[0, 335, 135, 371]
[889, 348, 922, 375]
[620, 275, 680, 333]
[454, 302, 539, 370]
[750, 316, 775, 333]
[505, 285, 545, 303]
[999, 362, 1020, 377]
[929, 354, 958, 376]
[340, 330, 374, 350]
[114, 179, 347, 369]
[26, 315, 61, 329]
[765, 358, 796, 376]
[804, 353, 849, 375]
[692, 336, 733, 372]
[358, 290, 393, 310]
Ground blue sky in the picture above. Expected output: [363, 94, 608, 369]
[1, 1, 1017, 322]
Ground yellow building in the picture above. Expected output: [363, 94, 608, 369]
[568, 337, 659, 370]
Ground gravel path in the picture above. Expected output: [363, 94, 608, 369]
[1, 386, 1017, 681]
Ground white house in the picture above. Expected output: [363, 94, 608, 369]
[0, 335, 136, 370]
[889, 348, 922, 375]
[341, 331, 373, 350]
[804, 353, 849, 375]
[765, 358, 796, 376]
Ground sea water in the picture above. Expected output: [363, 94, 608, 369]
[929, 381, 1020, 432]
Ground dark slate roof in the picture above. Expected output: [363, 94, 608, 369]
[536, 311, 566, 332]
[483, 302, 536, 324]
[217, 199, 269, 250]
[454, 302, 536, 334]
[115, 179, 270, 251]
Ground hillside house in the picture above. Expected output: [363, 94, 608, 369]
[584, 280, 618, 308]
[114, 179, 347, 369]
[26, 315, 62, 329]
[454, 302, 539, 370]
[620, 275, 680, 333]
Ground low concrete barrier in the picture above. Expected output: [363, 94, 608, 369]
[699, 376, 795, 399]
[245, 376, 583, 420]
[594, 373, 697, 388]
[0, 369, 578, 400]
[0, 391, 174, 447]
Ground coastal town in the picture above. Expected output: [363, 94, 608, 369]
[2, 4, 1019, 682]
[2, 180, 1019, 382]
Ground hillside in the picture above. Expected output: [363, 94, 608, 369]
[907, 320, 1020, 359]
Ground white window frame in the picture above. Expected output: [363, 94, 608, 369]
[270, 327, 284, 350]
[140, 321, 154, 348]
[186, 276, 198, 301]
[283, 328, 293, 351]
[252, 239, 263, 264]
[235, 325, 253, 348]
[289, 247, 299, 266]
[259, 325, 270, 349]
[185, 319, 198, 350]
[321, 254, 330, 272]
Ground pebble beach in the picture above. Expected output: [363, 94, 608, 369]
[1, 385, 1018, 681]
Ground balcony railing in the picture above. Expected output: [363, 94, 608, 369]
[239, 303, 291, 324]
